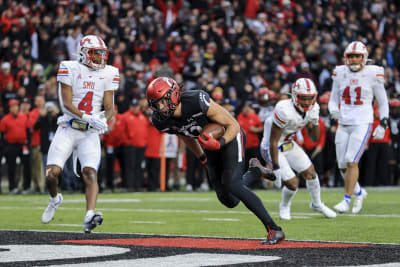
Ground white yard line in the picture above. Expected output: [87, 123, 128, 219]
[0, 206, 399, 217]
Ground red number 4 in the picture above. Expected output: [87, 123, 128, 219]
[78, 92, 93, 114]
[342, 86, 363, 105]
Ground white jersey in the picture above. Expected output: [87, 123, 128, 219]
[260, 99, 318, 149]
[56, 61, 119, 123]
[328, 65, 386, 125]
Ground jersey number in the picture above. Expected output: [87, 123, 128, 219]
[78, 92, 93, 114]
[342, 86, 363, 105]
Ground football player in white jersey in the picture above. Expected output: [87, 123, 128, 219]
[41, 35, 120, 233]
[328, 41, 389, 214]
[260, 78, 337, 220]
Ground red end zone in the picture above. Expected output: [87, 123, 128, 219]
[58, 237, 373, 250]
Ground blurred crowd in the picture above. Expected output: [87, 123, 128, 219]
[0, 0, 400, 194]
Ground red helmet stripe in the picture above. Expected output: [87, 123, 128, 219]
[97, 37, 105, 48]
[352, 42, 357, 53]
[305, 79, 310, 92]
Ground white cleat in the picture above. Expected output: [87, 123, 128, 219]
[352, 189, 367, 214]
[83, 212, 103, 234]
[333, 199, 350, 213]
[42, 193, 63, 224]
[279, 202, 291, 220]
[310, 202, 337, 218]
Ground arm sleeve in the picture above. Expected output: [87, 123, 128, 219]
[328, 68, 340, 114]
[57, 62, 72, 86]
[272, 103, 288, 128]
[107, 67, 120, 91]
[373, 67, 389, 119]
[198, 91, 211, 114]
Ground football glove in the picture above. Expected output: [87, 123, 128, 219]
[82, 112, 108, 133]
[308, 104, 320, 126]
[198, 132, 221, 150]
[372, 118, 388, 140]
[330, 110, 340, 120]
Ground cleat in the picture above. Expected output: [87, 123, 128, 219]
[249, 158, 276, 181]
[262, 230, 285, 245]
[333, 199, 350, 213]
[83, 212, 103, 233]
[352, 188, 367, 214]
[42, 193, 63, 224]
[310, 202, 337, 218]
[279, 202, 291, 220]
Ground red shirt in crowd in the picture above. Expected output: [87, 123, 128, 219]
[237, 111, 263, 149]
[0, 112, 30, 144]
[29, 108, 41, 147]
[145, 123, 162, 158]
[121, 110, 149, 147]
[301, 118, 326, 151]
[103, 113, 125, 148]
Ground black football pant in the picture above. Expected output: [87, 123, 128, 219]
[205, 129, 281, 231]
[4, 143, 32, 191]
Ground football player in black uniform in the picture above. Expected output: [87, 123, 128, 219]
[146, 77, 284, 244]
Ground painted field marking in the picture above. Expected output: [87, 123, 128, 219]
[203, 218, 241, 222]
[0, 206, 399, 218]
[46, 253, 280, 267]
[0, 245, 129, 262]
[130, 221, 166, 224]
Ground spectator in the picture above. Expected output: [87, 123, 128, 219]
[0, 99, 31, 194]
[121, 98, 149, 191]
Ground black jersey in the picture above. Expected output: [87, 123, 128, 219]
[152, 90, 212, 138]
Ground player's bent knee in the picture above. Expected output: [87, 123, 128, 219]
[284, 177, 298, 191]
[46, 165, 61, 181]
[301, 171, 316, 180]
[346, 162, 358, 169]
[82, 167, 98, 184]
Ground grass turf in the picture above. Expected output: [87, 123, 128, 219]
[0, 188, 399, 244]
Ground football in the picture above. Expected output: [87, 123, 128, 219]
[200, 123, 225, 140]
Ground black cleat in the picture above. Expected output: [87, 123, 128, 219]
[262, 230, 285, 245]
[249, 158, 276, 181]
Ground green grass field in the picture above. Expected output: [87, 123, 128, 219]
[0, 188, 399, 244]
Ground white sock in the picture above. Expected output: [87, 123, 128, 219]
[85, 210, 95, 221]
[51, 195, 59, 202]
[281, 186, 297, 206]
[307, 176, 322, 206]
[353, 182, 361, 195]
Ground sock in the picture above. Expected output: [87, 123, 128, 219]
[281, 186, 297, 206]
[354, 182, 362, 196]
[306, 176, 322, 206]
[51, 195, 59, 202]
[85, 210, 95, 221]
[344, 194, 351, 205]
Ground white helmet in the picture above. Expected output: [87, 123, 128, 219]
[291, 78, 317, 113]
[77, 35, 109, 70]
[344, 41, 368, 72]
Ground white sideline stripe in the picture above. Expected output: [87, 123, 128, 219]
[1, 197, 400, 204]
[203, 218, 241, 222]
[0, 206, 399, 217]
[130, 221, 166, 224]
[46, 253, 280, 267]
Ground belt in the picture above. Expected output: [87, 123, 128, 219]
[278, 142, 293, 152]
[69, 119, 89, 131]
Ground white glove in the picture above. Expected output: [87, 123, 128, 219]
[330, 110, 340, 120]
[308, 104, 320, 126]
[372, 125, 386, 140]
[82, 112, 108, 133]
[272, 168, 282, 189]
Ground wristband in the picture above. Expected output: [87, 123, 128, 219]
[272, 163, 280, 170]
[218, 137, 226, 148]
